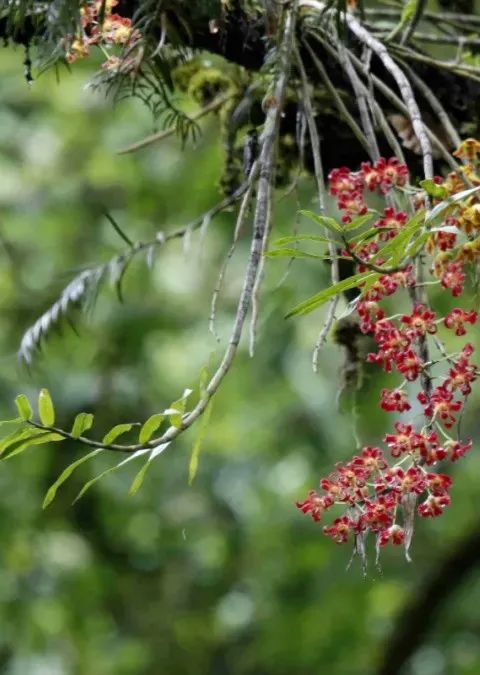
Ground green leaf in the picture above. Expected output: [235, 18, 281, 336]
[420, 179, 448, 200]
[15, 394, 32, 421]
[102, 423, 134, 445]
[273, 234, 340, 247]
[0, 427, 43, 457]
[74, 449, 150, 502]
[43, 448, 102, 508]
[138, 414, 164, 444]
[286, 271, 378, 318]
[164, 388, 192, 428]
[71, 412, 94, 439]
[267, 249, 333, 260]
[426, 186, 480, 225]
[406, 231, 430, 258]
[38, 389, 55, 426]
[341, 213, 375, 231]
[188, 399, 213, 485]
[128, 443, 169, 496]
[2, 431, 64, 460]
[400, 0, 417, 23]
[299, 210, 343, 233]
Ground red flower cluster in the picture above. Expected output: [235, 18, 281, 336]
[328, 157, 409, 223]
[297, 151, 479, 565]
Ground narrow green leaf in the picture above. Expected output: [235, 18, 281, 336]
[267, 249, 332, 260]
[188, 399, 214, 485]
[74, 449, 150, 503]
[0, 427, 43, 457]
[43, 449, 102, 508]
[15, 395, 32, 421]
[273, 234, 340, 247]
[2, 431, 64, 460]
[286, 271, 378, 318]
[71, 412, 94, 439]
[426, 186, 480, 224]
[164, 388, 192, 428]
[102, 423, 134, 445]
[341, 213, 375, 231]
[38, 389, 55, 426]
[420, 179, 448, 200]
[128, 443, 169, 496]
[138, 414, 164, 444]
[299, 210, 343, 233]
[406, 231, 430, 258]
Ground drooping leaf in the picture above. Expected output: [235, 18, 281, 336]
[299, 210, 343, 233]
[15, 394, 33, 421]
[286, 271, 378, 318]
[128, 443, 169, 496]
[43, 448, 102, 508]
[267, 249, 334, 260]
[2, 431, 64, 460]
[38, 389, 55, 426]
[188, 399, 214, 485]
[0, 427, 45, 458]
[73, 449, 150, 503]
[273, 234, 340, 247]
[71, 413, 94, 439]
[102, 423, 135, 445]
[138, 414, 164, 444]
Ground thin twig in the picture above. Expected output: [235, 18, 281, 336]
[396, 59, 461, 149]
[118, 93, 234, 154]
[295, 48, 340, 371]
[209, 161, 260, 341]
[303, 41, 373, 158]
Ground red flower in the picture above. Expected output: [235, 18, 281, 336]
[396, 348, 423, 381]
[440, 261, 465, 297]
[363, 494, 397, 532]
[374, 207, 408, 240]
[401, 304, 437, 338]
[357, 300, 385, 333]
[323, 516, 353, 543]
[418, 385, 462, 428]
[351, 446, 389, 473]
[379, 524, 405, 547]
[296, 490, 334, 522]
[384, 422, 437, 459]
[418, 494, 451, 518]
[425, 472, 452, 496]
[444, 308, 478, 336]
[328, 167, 363, 196]
[383, 466, 426, 495]
[444, 439, 473, 462]
[380, 388, 411, 413]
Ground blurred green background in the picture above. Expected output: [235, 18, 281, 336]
[1, 45, 480, 675]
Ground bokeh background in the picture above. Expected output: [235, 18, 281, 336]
[0, 45, 480, 675]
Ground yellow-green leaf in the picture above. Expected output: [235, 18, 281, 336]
[43, 448, 102, 508]
[74, 449, 149, 503]
[138, 414, 164, 444]
[286, 271, 378, 318]
[15, 394, 32, 421]
[129, 444, 169, 496]
[71, 412, 94, 439]
[102, 423, 134, 445]
[188, 399, 213, 485]
[38, 389, 55, 426]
